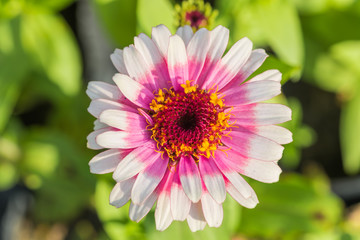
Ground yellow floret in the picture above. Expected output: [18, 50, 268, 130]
[181, 80, 197, 93]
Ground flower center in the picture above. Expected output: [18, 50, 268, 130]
[185, 10, 207, 29]
[149, 81, 230, 160]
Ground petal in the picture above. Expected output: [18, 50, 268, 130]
[155, 193, 173, 231]
[113, 74, 154, 109]
[187, 28, 211, 81]
[89, 148, 131, 174]
[179, 155, 202, 203]
[99, 109, 148, 131]
[87, 128, 111, 150]
[112, 143, 159, 182]
[93, 119, 107, 130]
[222, 80, 281, 106]
[129, 193, 157, 222]
[201, 191, 223, 227]
[222, 130, 284, 161]
[233, 125, 293, 144]
[167, 35, 189, 90]
[175, 25, 193, 46]
[203, 37, 253, 91]
[228, 103, 292, 125]
[123, 45, 157, 91]
[131, 155, 168, 204]
[187, 202, 206, 232]
[249, 69, 282, 82]
[86, 81, 121, 100]
[226, 180, 258, 209]
[151, 24, 171, 57]
[171, 167, 191, 221]
[96, 130, 151, 149]
[110, 176, 136, 208]
[198, 156, 226, 204]
[196, 25, 229, 87]
[88, 98, 136, 118]
[134, 33, 170, 89]
[110, 49, 128, 74]
[220, 149, 282, 183]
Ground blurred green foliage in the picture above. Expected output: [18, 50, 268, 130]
[1, 0, 360, 239]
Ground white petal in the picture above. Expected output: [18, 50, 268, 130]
[89, 149, 130, 174]
[99, 109, 147, 131]
[129, 193, 157, 222]
[86, 81, 121, 100]
[96, 130, 150, 149]
[112, 144, 159, 182]
[176, 25, 193, 46]
[113, 74, 154, 109]
[93, 119, 106, 130]
[167, 35, 189, 90]
[88, 98, 136, 118]
[110, 177, 136, 208]
[198, 156, 226, 204]
[171, 169, 191, 221]
[201, 192, 223, 227]
[155, 193, 173, 231]
[241, 49, 268, 80]
[187, 28, 211, 81]
[239, 160, 282, 183]
[207, 25, 229, 62]
[187, 202, 206, 232]
[226, 181, 259, 209]
[249, 69, 282, 82]
[110, 49, 128, 74]
[131, 156, 168, 204]
[255, 125, 293, 144]
[152, 24, 171, 57]
[179, 156, 202, 203]
[87, 128, 110, 150]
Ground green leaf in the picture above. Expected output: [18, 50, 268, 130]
[91, 0, 137, 47]
[340, 90, 360, 174]
[136, 0, 174, 35]
[21, 13, 82, 96]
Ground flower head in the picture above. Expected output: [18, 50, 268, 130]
[175, 0, 218, 31]
[87, 24, 292, 232]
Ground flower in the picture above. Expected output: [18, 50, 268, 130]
[175, 0, 218, 31]
[86, 24, 292, 232]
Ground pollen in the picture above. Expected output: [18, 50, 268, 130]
[149, 82, 230, 161]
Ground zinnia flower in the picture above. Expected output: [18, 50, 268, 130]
[87, 24, 292, 232]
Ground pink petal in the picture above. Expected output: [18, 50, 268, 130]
[131, 155, 168, 204]
[86, 81, 122, 100]
[201, 190, 223, 227]
[151, 25, 171, 57]
[228, 103, 292, 126]
[129, 192, 157, 222]
[112, 143, 159, 182]
[222, 80, 281, 106]
[89, 148, 132, 174]
[187, 28, 211, 82]
[171, 167, 191, 221]
[167, 35, 189, 91]
[96, 130, 151, 149]
[198, 156, 226, 203]
[202, 37, 253, 91]
[113, 74, 154, 109]
[187, 202, 206, 232]
[99, 109, 148, 132]
[222, 130, 284, 161]
[110, 176, 136, 208]
[110, 49, 128, 74]
[179, 155, 202, 203]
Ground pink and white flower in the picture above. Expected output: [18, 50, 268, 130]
[87, 25, 292, 232]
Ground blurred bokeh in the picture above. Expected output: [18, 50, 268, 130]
[1, 0, 360, 239]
